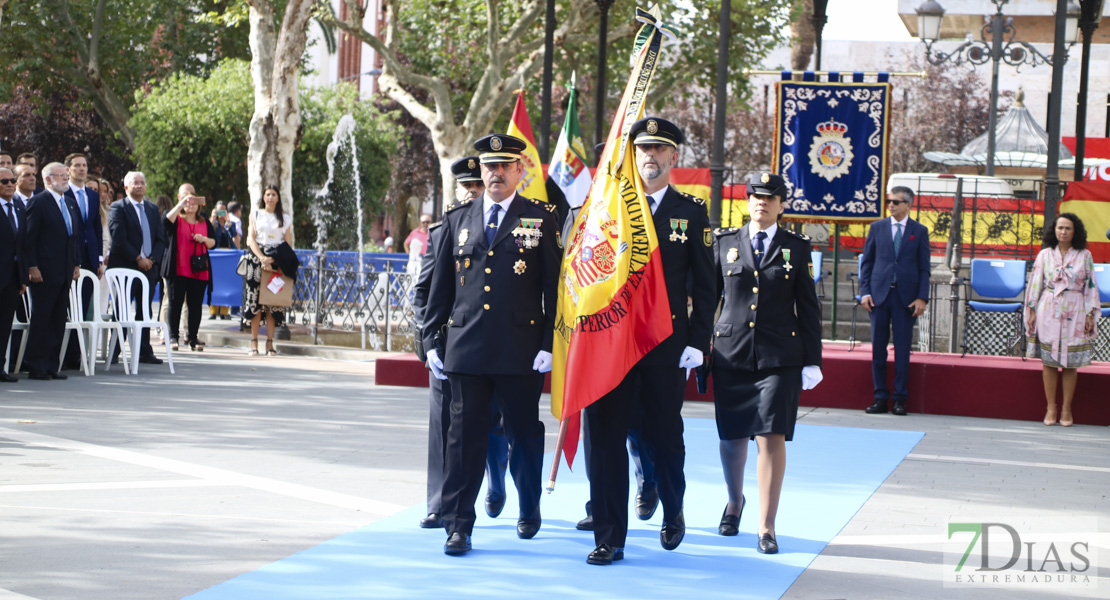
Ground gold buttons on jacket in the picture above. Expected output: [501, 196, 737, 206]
[727, 270, 732, 276]
[749, 322, 755, 328]
[458, 249, 464, 255]
[792, 331, 796, 336]
[672, 314, 676, 319]
[530, 319, 535, 325]
[753, 270, 758, 276]
[750, 304, 756, 310]
[483, 304, 490, 310]
[484, 286, 490, 292]
[716, 331, 721, 337]
[752, 287, 759, 293]
[485, 268, 491, 274]
[488, 250, 494, 256]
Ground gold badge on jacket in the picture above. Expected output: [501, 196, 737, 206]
[703, 227, 711, 247]
[513, 218, 543, 249]
[783, 248, 793, 271]
[726, 247, 739, 263]
[458, 228, 470, 245]
[669, 218, 688, 243]
[514, 259, 526, 274]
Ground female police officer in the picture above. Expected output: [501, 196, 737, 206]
[709, 173, 823, 554]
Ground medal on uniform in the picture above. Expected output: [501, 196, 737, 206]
[460, 275, 465, 286]
[464, 258, 471, 269]
[669, 219, 682, 242]
[783, 248, 793, 271]
[677, 219, 688, 243]
[513, 218, 543, 249]
[726, 247, 739, 263]
[514, 259, 526, 275]
[458, 229, 469, 245]
[456, 260, 460, 272]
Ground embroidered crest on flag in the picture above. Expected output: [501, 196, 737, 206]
[809, 119, 854, 182]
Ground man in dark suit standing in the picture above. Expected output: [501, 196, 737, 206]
[13, 164, 38, 205]
[422, 134, 560, 556]
[583, 118, 715, 565]
[412, 156, 510, 530]
[859, 186, 931, 416]
[16, 153, 45, 196]
[107, 171, 166, 365]
[21, 163, 81, 380]
[0, 167, 27, 381]
[62, 153, 104, 369]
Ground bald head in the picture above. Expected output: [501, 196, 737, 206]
[178, 183, 195, 200]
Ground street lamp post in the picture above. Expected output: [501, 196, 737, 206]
[915, 0, 1079, 177]
[1073, 0, 1105, 182]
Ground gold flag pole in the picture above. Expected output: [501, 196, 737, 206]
[547, 417, 570, 493]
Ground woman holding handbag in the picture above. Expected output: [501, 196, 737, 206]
[241, 185, 293, 356]
[163, 193, 216, 351]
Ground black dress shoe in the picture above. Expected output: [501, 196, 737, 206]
[517, 516, 541, 539]
[635, 486, 659, 520]
[419, 513, 442, 529]
[0, 372, 17, 383]
[718, 495, 744, 536]
[660, 511, 685, 550]
[444, 532, 471, 555]
[865, 400, 888, 414]
[758, 532, 779, 554]
[49, 372, 68, 380]
[28, 372, 52, 381]
[139, 355, 164, 365]
[484, 492, 506, 518]
[576, 514, 594, 531]
[892, 402, 908, 416]
[586, 544, 624, 565]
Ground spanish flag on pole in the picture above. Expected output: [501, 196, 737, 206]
[507, 92, 548, 203]
[550, 7, 677, 470]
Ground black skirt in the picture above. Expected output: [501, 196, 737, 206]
[712, 366, 802, 441]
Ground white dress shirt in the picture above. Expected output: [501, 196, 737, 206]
[747, 220, 779, 247]
[482, 191, 516, 227]
[890, 214, 909, 240]
[645, 186, 668, 215]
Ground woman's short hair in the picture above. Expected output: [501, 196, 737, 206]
[1042, 212, 1088, 250]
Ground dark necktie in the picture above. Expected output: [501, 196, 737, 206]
[485, 203, 500, 246]
[4, 202, 16, 235]
[753, 230, 766, 259]
[893, 222, 903, 283]
[647, 195, 656, 214]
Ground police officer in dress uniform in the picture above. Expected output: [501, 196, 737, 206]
[710, 173, 823, 554]
[584, 117, 715, 565]
[422, 134, 560, 556]
[569, 144, 659, 532]
[412, 157, 510, 529]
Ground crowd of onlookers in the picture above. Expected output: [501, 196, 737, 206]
[0, 150, 248, 381]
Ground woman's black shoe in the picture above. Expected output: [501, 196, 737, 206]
[757, 532, 779, 554]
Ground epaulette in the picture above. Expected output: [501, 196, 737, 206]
[781, 228, 811, 242]
[428, 221, 444, 232]
[714, 227, 739, 237]
[679, 191, 706, 206]
[444, 198, 470, 213]
[530, 198, 557, 213]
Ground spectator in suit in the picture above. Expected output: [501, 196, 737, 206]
[13, 164, 37, 204]
[21, 163, 81, 380]
[0, 152, 12, 170]
[16, 153, 44, 195]
[107, 171, 167, 365]
[860, 186, 930, 416]
[62, 153, 104, 369]
[0, 167, 26, 382]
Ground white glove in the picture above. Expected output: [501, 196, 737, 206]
[801, 365, 823, 390]
[678, 346, 703, 369]
[426, 348, 448, 380]
[533, 350, 553, 373]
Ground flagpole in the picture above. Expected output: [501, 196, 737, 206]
[547, 417, 570, 492]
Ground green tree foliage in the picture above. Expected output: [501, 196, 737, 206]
[129, 59, 399, 249]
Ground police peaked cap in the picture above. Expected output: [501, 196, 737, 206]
[474, 134, 527, 164]
[629, 117, 684, 148]
[746, 172, 789, 198]
[451, 156, 482, 182]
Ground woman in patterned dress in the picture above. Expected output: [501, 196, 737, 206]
[241, 185, 293, 356]
[1024, 213, 1100, 427]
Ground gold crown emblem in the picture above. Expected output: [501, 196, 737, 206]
[816, 119, 848, 136]
[761, 173, 770, 183]
[490, 137, 502, 151]
[468, 159, 476, 169]
[647, 120, 658, 135]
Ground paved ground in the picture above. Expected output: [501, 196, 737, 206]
[0, 322, 1106, 599]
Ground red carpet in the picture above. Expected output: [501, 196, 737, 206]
[377, 344, 1110, 426]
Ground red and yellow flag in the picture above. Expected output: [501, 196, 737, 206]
[507, 92, 548, 202]
[1061, 180, 1110, 262]
[551, 7, 676, 468]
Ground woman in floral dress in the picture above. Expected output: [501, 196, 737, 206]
[1024, 213, 1100, 427]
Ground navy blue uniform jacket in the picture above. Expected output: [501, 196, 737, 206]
[422, 195, 560, 375]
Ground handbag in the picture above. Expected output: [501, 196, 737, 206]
[190, 242, 210, 273]
[236, 252, 249, 276]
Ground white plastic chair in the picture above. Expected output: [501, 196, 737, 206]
[5, 289, 31, 374]
[69, 269, 129, 375]
[105, 268, 175, 374]
[59, 276, 92, 377]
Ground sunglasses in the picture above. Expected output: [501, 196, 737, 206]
[887, 199, 909, 206]
[0, 178, 15, 184]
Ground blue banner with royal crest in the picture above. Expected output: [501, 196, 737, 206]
[773, 80, 892, 223]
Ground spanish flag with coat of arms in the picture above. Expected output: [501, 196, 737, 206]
[507, 92, 548, 203]
[551, 7, 676, 470]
